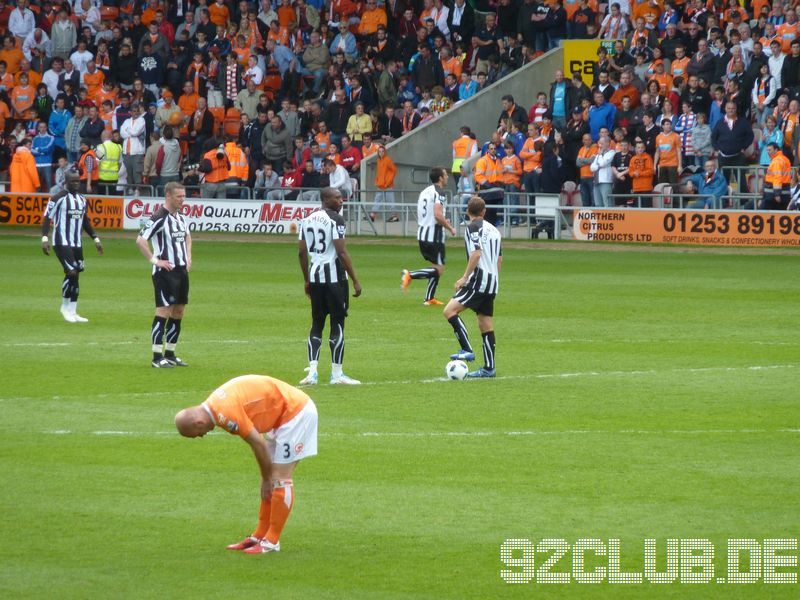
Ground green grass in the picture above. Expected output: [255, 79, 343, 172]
[1, 232, 799, 599]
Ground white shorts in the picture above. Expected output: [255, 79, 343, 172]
[266, 400, 318, 464]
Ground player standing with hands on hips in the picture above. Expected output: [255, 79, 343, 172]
[135, 182, 192, 368]
[443, 196, 502, 378]
[174, 374, 319, 554]
[298, 187, 362, 385]
[401, 166, 457, 306]
[41, 171, 104, 323]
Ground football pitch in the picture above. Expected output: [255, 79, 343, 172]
[1, 232, 798, 598]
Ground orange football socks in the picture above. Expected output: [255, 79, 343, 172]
[265, 479, 294, 544]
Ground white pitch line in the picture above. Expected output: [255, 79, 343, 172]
[0, 339, 257, 348]
[359, 363, 800, 386]
[1, 338, 371, 348]
[39, 429, 800, 438]
[550, 339, 800, 346]
[2, 364, 797, 402]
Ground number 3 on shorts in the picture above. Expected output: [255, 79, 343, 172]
[283, 443, 291, 459]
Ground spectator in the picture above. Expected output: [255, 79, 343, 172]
[654, 118, 681, 185]
[575, 133, 597, 207]
[324, 157, 353, 198]
[412, 43, 444, 92]
[224, 136, 248, 197]
[346, 102, 372, 146]
[262, 115, 293, 173]
[611, 138, 633, 206]
[303, 31, 330, 95]
[155, 125, 182, 187]
[590, 136, 615, 207]
[324, 89, 353, 147]
[588, 90, 616, 141]
[691, 111, 713, 168]
[254, 161, 280, 200]
[9, 0, 35, 41]
[372, 144, 398, 221]
[76, 139, 98, 194]
[198, 142, 231, 198]
[500, 140, 522, 225]
[235, 79, 261, 120]
[760, 142, 791, 210]
[377, 105, 402, 143]
[759, 115, 783, 167]
[80, 105, 105, 148]
[330, 22, 358, 63]
[31, 122, 54, 192]
[9, 136, 38, 191]
[339, 135, 362, 180]
[711, 101, 754, 192]
[50, 10, 77, 61]
[298, 160, 323, 202]
[684, 160, 728, 209]
[120, 102, 147, 188]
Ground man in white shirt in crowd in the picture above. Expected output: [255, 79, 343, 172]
[589, 136, 616, 207]
[9, 0, 35, 41]
[324, 158, 353, 199]
[120, 102, 147, 189]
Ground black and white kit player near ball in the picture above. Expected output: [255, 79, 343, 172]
[135, 182, 192, 369]
[443, 196, 502, 378]
[298, 187, 363, 385]
[41, 171, 104, 323]
[401, 166, 457, 305]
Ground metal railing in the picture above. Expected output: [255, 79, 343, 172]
[606, 192, 763, 210]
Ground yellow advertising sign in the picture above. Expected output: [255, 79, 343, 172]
[562, 40, 617, 82]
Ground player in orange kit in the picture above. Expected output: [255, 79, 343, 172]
[174, 374, 319, 554]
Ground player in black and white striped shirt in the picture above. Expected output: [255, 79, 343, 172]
[400, 167, 457, 305]
[298, 187, 363, 385]
[136, 182, 192, 368]
[41, 172, 104, 323]
[443, 196, 502, 378]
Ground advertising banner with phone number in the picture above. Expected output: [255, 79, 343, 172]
[123, 197, 320, 234]
[573, 209, 800, 247]
[0, 193, 124, 229]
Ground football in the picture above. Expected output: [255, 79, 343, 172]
[445, 360, 469, 380]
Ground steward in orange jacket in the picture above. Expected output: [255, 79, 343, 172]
[9, 141, 40, 192]
[474, 147, 503, 189]
[375, 149, 397, 190]
[763, 143, 791, 209]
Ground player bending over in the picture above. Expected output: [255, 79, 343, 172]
[41, 171, 104, 322]
[443, 196, 502, 378]
[175, 374, 318, 554]
[298, 187, 363, 385]
[401, 166, 457, 305]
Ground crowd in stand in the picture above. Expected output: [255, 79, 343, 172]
[450, 0, 800, 219]
[1, 0, 549, 200]
[1, 0, 796, 215]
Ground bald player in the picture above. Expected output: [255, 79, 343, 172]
[175, 374, 319, 554]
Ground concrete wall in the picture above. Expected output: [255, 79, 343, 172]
[359, 48, 565, 195]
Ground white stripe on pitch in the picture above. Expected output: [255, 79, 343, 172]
[2, 364, 798, 402]
[39, 428, 800, 437]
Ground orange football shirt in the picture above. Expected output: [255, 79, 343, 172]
[203, 375, 310, 438]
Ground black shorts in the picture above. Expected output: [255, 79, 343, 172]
[310, 281, 349, 320]
[153, 267, 190, 307]
[418, 240, 445, 265]
[54, 245, 85, 273]
[453, 286, 495, 316]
